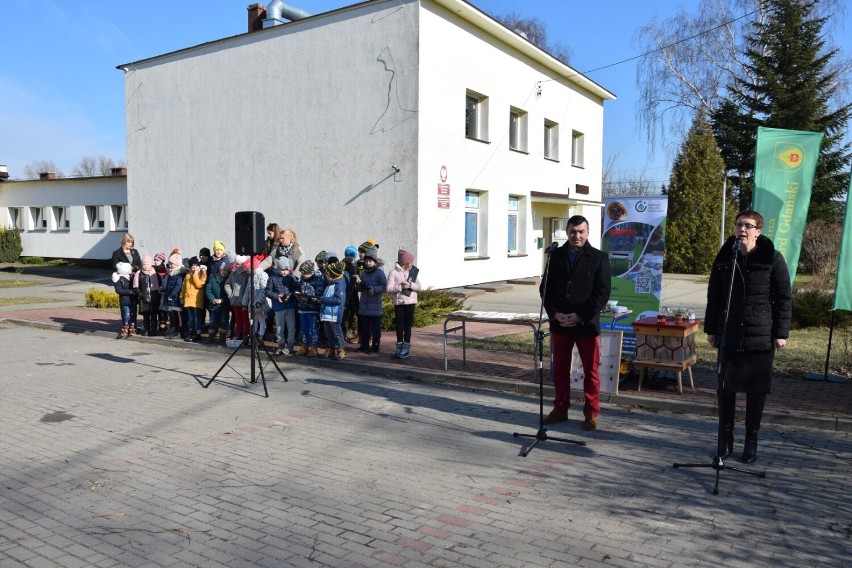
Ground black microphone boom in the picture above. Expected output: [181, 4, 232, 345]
[545, 241, 560, 253]
[732, 238, 741, 255]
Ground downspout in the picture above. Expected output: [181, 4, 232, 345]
[263, 0, 312, 28]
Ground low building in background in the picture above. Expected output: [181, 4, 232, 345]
[0, 169, 127, 261]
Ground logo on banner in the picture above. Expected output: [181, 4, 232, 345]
[634, 200, 648, 213]
[773, 143, 805, 172]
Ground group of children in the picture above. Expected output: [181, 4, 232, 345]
[112, 228, 422, 361]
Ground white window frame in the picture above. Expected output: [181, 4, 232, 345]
[111, 205, 128, 232]
[52, 206, 70, 231]
[507, 196, 521, 254]
[509, 108, 528, 152]
[9, 207, 24, 231]
[465, 190, 489, 256]
[572, 130, 585, 168]
[30, 206, 47, 232]
[86, 205, 105, 232]
[465, 90, 489, 142]
[544, 119, 559, 161]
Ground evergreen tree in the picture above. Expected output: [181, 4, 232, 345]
[712, 0, 851, 219]
[666, 113, 734, 274]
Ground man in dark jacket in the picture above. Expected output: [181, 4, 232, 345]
[540, 215, 611, 430]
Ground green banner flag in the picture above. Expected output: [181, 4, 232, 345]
[752, 126, 823, 284]
[834, 173, 852, 311]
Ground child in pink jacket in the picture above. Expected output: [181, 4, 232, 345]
[386, 249, 421, 358]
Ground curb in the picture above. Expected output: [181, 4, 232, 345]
[3, 316, 851, 433]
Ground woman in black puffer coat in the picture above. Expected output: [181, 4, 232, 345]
[704, 210, 792, 464]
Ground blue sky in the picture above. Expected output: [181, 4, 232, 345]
[1, 0, 850, 182]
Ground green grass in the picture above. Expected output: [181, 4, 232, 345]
[0, 297, 64, 307]
[459, 326, 852, 378]
[0, 280, 39, 289]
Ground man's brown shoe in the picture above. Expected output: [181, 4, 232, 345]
[582, 416, 598, 431]
[542, 409, 568, 425]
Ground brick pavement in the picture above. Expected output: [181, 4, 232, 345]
[2, 307, 850, 432]
[1, 326, 851, 567]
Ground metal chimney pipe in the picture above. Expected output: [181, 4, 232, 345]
[263, 0, 311, 28]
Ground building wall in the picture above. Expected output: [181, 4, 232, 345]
[121, 0, 609, 289]
[417, 1, 608, 288]
[0, 178, 127, 259]
[123, 0, 421, 264]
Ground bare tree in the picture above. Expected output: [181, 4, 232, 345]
[635, 0, 764, 153]
[635, 0, 848, 153]
[602, 150, 664, 197]
[72, 155, 125, 177]
[23, 161, 64, 179]
[799, 219, 842, 290]
[492, 11, 573, 65]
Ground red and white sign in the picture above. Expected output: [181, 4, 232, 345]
[437, 183, 450, 195]
[437, 196, 450, 209]
[440, 165, 448, 183]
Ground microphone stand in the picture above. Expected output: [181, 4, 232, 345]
[673, 239, 764, 494]
[204, 254, 287, 397]
[513, 243, 586, 456]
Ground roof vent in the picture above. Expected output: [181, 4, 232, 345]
[262, 0, 311, 28]
[111, 167, 128, 177]
[39, 172, 57, 180]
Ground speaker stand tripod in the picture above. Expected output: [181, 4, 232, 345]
[204, 254, 286, 397]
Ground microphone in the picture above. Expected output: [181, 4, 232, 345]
[545, 241, 560, 253]
[732, 238, 741, 255]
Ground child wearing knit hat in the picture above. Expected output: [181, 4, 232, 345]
[225, 255, 251, 341]
[293, 260, 325, 357]
[386, 249, 421, 358]
[134, 253, 163, 336]
[342, 246, 360, 344]
[161, 251, 187, 338]
[112, 262, 138, 338]
[320, 260, 348, 360]
[266, 257, 299, 355]
[356, 245, 388, 353]
[153, 252, 169, 333]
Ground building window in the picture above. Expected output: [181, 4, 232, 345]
[52, 206, 70, 231]
[30, 206, 47, 231]
[508, 196, 520, 253]
[544, 120, 559, 160]
[465, 191, 487, 255]
[572, 131, 585, 168]
[509, 108, 528, 152]
[9, 207, 24, 231]
[111, 205, 128, 231]
[465, 90, 489, 142]
[86, 205, 104, 231]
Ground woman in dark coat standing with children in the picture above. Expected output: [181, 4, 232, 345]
[704, 209, 792, 464]
[111, 233, 142, 273]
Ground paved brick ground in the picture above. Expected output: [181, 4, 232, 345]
[2, 307, 851, 431]
[1, 326, 851, 567]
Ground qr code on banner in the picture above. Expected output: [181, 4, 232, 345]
[635, 277, 652, 294]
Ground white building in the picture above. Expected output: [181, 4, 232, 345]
[115, 0, 613, 288]
[0, 171, 128, 260]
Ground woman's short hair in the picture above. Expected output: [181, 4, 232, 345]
[121, 233, 135, 246]
[736, 209, 765, 229]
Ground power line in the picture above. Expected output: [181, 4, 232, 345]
[579, 8, 760, 75]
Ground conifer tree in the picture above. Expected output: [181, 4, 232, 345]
[713, 0, 851, 219]
[666, 113, 735, 274]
